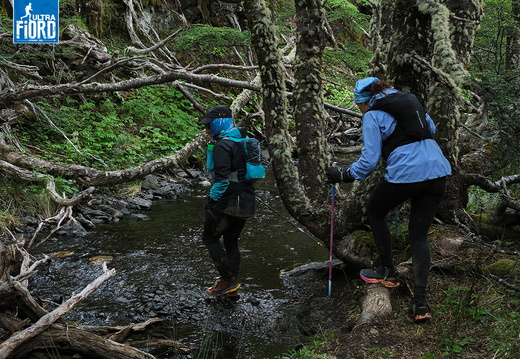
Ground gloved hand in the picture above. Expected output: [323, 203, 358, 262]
[205, 197, 218, 222]
[326, 166, 355, 183]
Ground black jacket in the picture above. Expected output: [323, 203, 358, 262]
[209, 127, 255, 219]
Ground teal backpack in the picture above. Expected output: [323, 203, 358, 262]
[206, 137, 266, 182]
[237, 137, 266, 181]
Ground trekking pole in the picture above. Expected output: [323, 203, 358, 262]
[328, 183, 336, 300]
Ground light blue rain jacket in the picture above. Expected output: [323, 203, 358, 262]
[349, 89, 452, 183]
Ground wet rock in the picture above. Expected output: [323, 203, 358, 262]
[115, 297, 130, 305]
[141, 175, 162, 190]
[76, 213, 96, 229]
[127, 197, 153, 210]
[127, 213, 149, 221]
[57, 220, 88, 237]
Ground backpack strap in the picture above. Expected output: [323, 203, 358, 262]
[369, 91, 433, 159]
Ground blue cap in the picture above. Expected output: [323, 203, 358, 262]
[354, 77, 379, 103]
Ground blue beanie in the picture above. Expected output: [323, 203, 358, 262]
[354, 77, 379, 104]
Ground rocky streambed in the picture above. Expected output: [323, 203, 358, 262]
[25, 171, 354, 358]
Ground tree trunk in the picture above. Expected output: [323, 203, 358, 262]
[9, 325, 155, 359]
[369, 0, 484, 221]
[246, 0, 329, 240]
[293, 0, 330, 204]
[506, 0, 520, 70]
[0, 133, 208, 187]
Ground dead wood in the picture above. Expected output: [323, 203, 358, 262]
[7, 317, 190, 358]
[0, 71, 258, 107]
[0, 243, 48, 321]
[77, 317, 166, 336]
[129, 338, 190, 354]
[0, 132, 208, 187]
[9, 324, 156, 359]
[353, 284, 392, 330]
[0, 263, 116, 359]
[0, 315, 29, 335]
[0, 159, 96, 205]
[9, 281, 48, 321]
[0, 241, 23, 282]
[461, 173, 520, 224]
[330, 145, 362, 154]
[28, 206, 80, 249]
[108, 317, 164, 342]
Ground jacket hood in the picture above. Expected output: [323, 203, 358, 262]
[220, 127, 246, 140]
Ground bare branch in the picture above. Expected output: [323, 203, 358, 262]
[0, 130, 208, 186]
[124, 29, 182, 56]
[192, 64, 258, 74]
[462, 173, 520, 192]
[0, 57, 42, 80]
[1, 69, 361, 117]
[0, 263, 117, 359]
[0, 159, 96, 204]
[0, 70, 257, 106]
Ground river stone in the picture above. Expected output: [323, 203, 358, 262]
[57, 220, 88, 237]
[127, 197, 153, 210]
[127, 213, 149, 221]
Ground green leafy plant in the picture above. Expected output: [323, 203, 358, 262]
[443, 337, 477, 356]
[173, 25, 250, 57]
[54, 177, 79, 197]
[22, 86, 198, 170]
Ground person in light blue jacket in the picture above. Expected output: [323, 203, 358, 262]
[326, 78, 451, 323]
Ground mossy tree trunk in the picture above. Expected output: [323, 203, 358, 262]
[506, 0, 520, 70]
[247, 0, 487, 265]
[246, 0, 330, 240]
[293, 0, 330, 205]
[370, 0, 484, 221]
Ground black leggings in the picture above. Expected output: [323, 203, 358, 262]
[202, 213, 246, 282]
[367, 177, 447, 298]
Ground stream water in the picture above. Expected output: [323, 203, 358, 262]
[29, 174, 331, 359]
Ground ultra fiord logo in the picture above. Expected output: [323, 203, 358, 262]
[13, 1, 59, 43]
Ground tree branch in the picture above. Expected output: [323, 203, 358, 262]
[462, 173, 520, 192]
[0, 263, 116, 359]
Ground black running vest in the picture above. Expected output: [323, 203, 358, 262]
[368, 91, 433, 159]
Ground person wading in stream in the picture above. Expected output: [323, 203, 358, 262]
[326, 78, 451, 322]
[198, 105, 256, 297]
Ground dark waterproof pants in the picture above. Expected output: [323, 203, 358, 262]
[202, 212, 246, 282]
[366, 177, 447, 299]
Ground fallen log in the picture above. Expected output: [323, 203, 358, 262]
[0, 263, 115, 359]
[78, 318, 190, 354]
[353, 284, 392, 331]
[9, 324, 156, 359]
